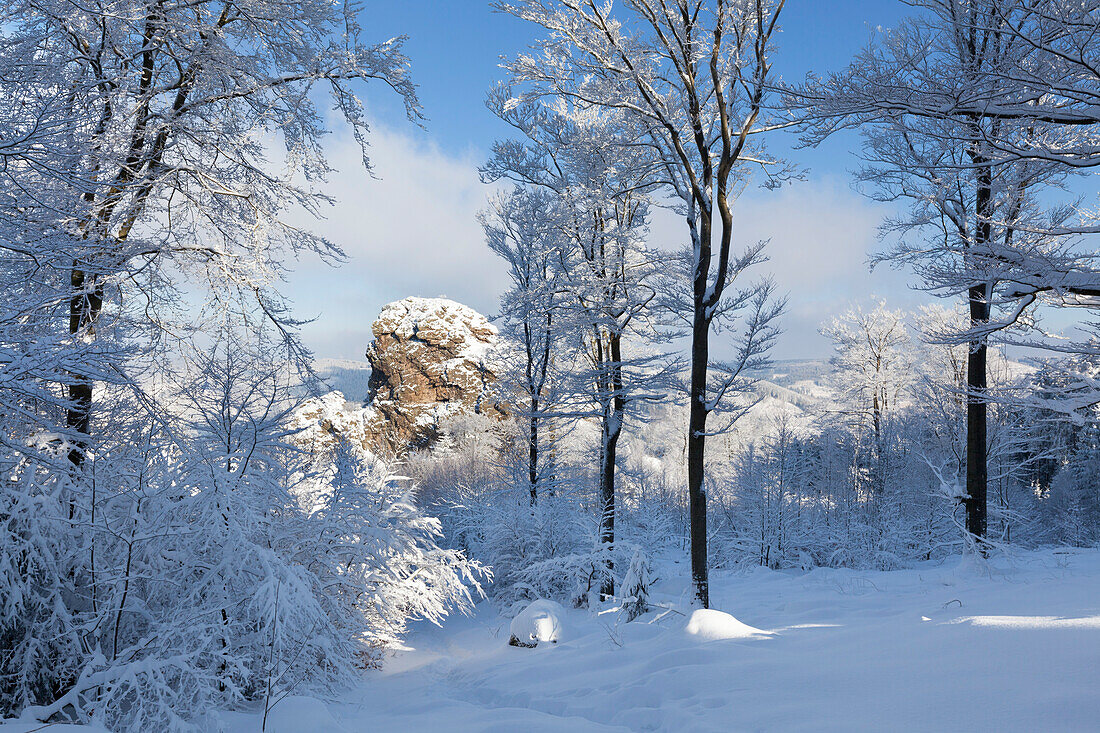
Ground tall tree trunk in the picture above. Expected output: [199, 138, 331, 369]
[67, 265, 102, 473]
[966, 148, 992, 546]
[598, 335, 625, 600]
[872, 390, 881, 444]
[528, 397, 539, 506]
[966, 294, 989, 542]
[687, 309, 710, 608]
[598, 415, 617, 598]
[65, 5, 162, 477]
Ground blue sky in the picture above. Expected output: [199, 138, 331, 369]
[286, 1, 924, 362]
[361, 0, 906, 163]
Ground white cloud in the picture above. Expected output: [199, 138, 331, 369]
[648, 179, 923, 359]
[284, 126, 506, 359]
[285, 128, 921, 362]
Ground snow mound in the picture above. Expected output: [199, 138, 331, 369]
[684, 609, 770, 641]
[509, 599, 565, 647]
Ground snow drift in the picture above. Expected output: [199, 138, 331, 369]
[508, 599, 566, 647]
[684, 608, 772, 641]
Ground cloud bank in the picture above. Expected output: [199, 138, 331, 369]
[286, 127, 920, 362]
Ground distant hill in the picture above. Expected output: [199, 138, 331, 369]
[751, 379, 823, 412]
[313, 356, 837, 426]
[314, 358, 373, 403]
[750, 359, 834, 411]
[754, 359, 831, 387]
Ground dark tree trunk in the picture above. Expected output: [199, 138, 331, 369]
[528, 398, 539, 506]
[965, 152, 992, 546]
[966, 294, 989, 543]
[598, 420, 618, 599]
[598, 336, 625, 600]
[872, 391, 881, 444]
[687, 309, 710, 608]
[67, 265, 102, 473]
[522, 309, 552, 507]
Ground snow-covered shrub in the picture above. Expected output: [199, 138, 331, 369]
[298, 433, 486, 652]
[469, 488, 614, 612]
[619, 549, 652, 621]
[2, 335, 486, 731]
[0, 458, 84, 718]
[709, 414, 960, 571]
[1044, 469, 1100, 548]
[405, 406, 689, 615]
[405, 414, 600, 611]
[403, 412, 508, 551]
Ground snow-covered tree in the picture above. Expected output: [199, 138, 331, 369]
[821, 300, 917, 498]
[0, 0, 421, 473]
[483, 95, 673, 598]
[619, 549, 652, 621]
[500, 0, 789, 607]
[822, 301, 915, 440]
[869, 1, 1100, 172]
[794, 0, 1100, 544]
[483, 187, 575, 505]
[0, 4, 444, 723]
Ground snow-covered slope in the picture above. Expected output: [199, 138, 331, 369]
[214, 547, 1100, 732]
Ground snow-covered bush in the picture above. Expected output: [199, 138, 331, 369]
[619, 549, 652, 622]
[472, 488, 616, 612]
[1, 334, 486, 731]
[1044, 465, 1100, 548]
[0, 458, 85, 718]
[406, 414, 590, 610]
[709, 414, 958, 571]
[298, 433, 486, 652]
[403, 412, 508, 551]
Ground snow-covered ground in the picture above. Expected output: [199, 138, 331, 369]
[224, 547, 1099, 732]
[7, 547, 1098, 732]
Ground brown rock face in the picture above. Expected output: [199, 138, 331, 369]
[291, 391, 380, 463]
[365, 297, 503, 454]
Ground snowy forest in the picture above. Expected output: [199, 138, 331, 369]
[2, 1, 1100, 731]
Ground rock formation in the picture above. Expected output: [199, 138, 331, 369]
[291, 390, 380, 460]
[293, 297, 503, 459]
[365, 297, 503, 454]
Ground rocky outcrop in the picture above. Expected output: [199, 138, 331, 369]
[365, 297, 504, 454]
[288, 390, 385, 512]
[294, 298, 503, 459]
[291, 390, 380, 460]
